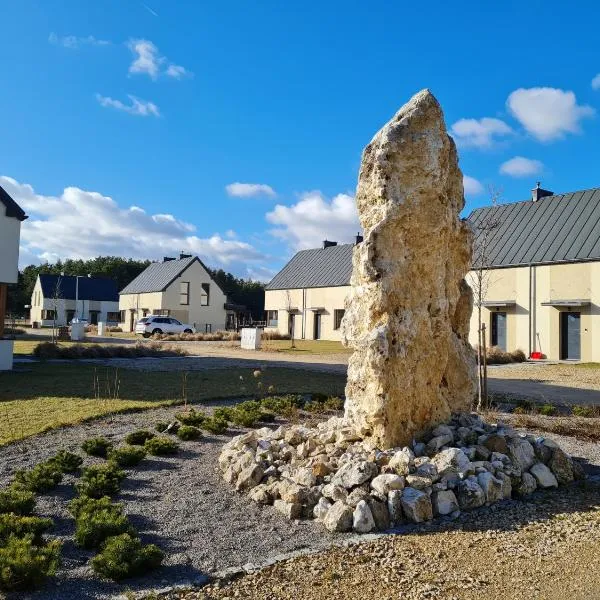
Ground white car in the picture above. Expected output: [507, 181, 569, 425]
[135, 316, 195, 337]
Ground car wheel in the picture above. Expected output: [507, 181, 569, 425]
[184, 329, 192, 334]
[152, 328, 163, 336]
[142, 333, 151, 339]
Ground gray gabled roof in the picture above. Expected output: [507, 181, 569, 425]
[468, 187, 600, 268]
[120, 256, 197, 294]
[266, 244, 354, 290]
[40, 275, 118, 302]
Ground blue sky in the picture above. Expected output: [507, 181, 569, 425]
[2, 0, 600, 279]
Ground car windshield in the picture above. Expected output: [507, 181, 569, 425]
[138, 318, 149, 323]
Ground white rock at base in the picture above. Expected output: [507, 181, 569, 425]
[529, 463, 558, 488]
[323, 501, 353, 532]
[432, 490, 459, 516]
[313, 497, 332, 520]
[353, 500, 376, 533]
[370, 473, 405, 496]
[400, 487, 433, 523]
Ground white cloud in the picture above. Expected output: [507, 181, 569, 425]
[507, 87, 594, 141]
[226, 183, 277, 198]
[266, 191, 359, 251]
[592, 74, 600, 90]
[463, 175, 484, 196]
[450, 117, 513, 148]
[500, 156, 544, 178]
[166, 64, 190, 79]
[96, 94, 160, 117]
[49, 33, 110, 48]
[1, 176, 267, 276]
[127, 38, 191, 80]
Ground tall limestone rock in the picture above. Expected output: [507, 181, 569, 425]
[341, 89, 477, 449]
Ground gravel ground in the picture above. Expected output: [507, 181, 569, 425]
[1, 407, 598, 600]
[489, 362, 600, 390]
[0, 406, 337, 600]
[183, 480, 600, 600]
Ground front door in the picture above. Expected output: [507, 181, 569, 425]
[560, 312, 581, 360]
[288, 314, 295, 339]
[129, 310, 136, 332]
[491, 312, 507, 351]
[89, 311, 99, 325]
[313, 313, 321, 340]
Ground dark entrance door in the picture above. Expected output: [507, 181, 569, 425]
[490, 312, 507, 351]
[89, 311, 99, 325]
[560, 312, 581, 360]
[288, 313, 295, 339]
[313, 313, 321, 340]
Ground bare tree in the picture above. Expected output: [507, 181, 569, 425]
[284, 290, 296, 349]
[467, 185, 502, 410]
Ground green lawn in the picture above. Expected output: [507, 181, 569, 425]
[262, 339, 350, 354]
[0, 363, 346, 445]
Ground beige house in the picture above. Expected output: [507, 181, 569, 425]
[468, 184, 600, 362]
[264, 239, 361, 341]
[0, 184, 27, 370]
[119, 254, 228, 332]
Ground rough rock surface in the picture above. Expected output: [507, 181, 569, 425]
[219, 412, 586, 535]
[341, 89, 476, 448]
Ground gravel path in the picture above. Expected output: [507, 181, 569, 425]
[1, 407, 599, 600]
[186, 480, 600, 600]
[0, 407, 337, 600]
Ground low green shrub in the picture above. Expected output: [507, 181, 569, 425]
[76, 464, 126, 498]
[202, 416, 228, 435]
[258, 410, 276, 422]
[48, 450, 83, 473]
[538, 404, 557, 416]
[572, 405, 598, 418]
[74, 504, 133, 549]
[82, 437, 113, 458]
[0, 535, 61, 591]
[0, 514, 53, 545]
[91, 533, 164, 581]
[260, 395, 302, 414]
[68, 495, 117, 519]
[175, 409, 206, 426]
[513, 406, 527, 415]
[304, 401, 326, 413]
[0, 486, 36, 515]
[324, 396, 344, 411]
[176, 425, 202, 441]
[14, 463, 63, 494]
[212, 406, 234, 422]
[109, 446, 147, 468]
[155, 422, 169, 433]
[144, 437, 179, 456]
[124, 430, 155, 446]
[230, 408, 260, 428]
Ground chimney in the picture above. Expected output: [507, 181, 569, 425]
[163, 256, 175, 262]
[531, 182, 553, 202]
[354, 233, 363, 245]
[179, 253, 192, 259]
[322, 240, 338, 249]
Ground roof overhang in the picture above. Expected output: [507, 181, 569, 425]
[482, 300, 516, 308]
[278, 307, 301, 313]
[541, 299, 591, 307]
[307, 307, 325, 312]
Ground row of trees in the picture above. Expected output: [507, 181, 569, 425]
[7, 257, 266, 319]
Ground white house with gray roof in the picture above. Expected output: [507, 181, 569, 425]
[264, 239, 360, 341]
[119, 254, 227, 333]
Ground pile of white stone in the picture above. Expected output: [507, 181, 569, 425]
[219, 414, 585, 534]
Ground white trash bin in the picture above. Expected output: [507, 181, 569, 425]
[241, 328, 261, 350]
[71, 321, 86, 341]
[97, 321, 105, 336]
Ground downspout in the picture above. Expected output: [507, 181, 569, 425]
[302, 288, 306, 340]
[529, 263, 537, 356]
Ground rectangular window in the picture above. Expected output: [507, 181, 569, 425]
[201, 283, 210, 306]
[266, 310, 278, 327]
[107, 312, 120, 322]
[152, 309, 170, 316]
[41, 309, 56, 320]
[119, 310, 126, 323]
[334, 309, 345, 330]
[180, 281, 190, 305]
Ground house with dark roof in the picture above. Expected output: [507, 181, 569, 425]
[0, 184, 27, 370]
[467, 183, 600, 361]
[118, 254, 227, 333]
[30, 274, 120, 327]
[264, 237, 361, 341]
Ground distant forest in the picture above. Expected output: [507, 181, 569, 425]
[7, 256, 266, 319]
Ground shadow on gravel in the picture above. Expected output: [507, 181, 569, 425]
[392, 479, 600, 540]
